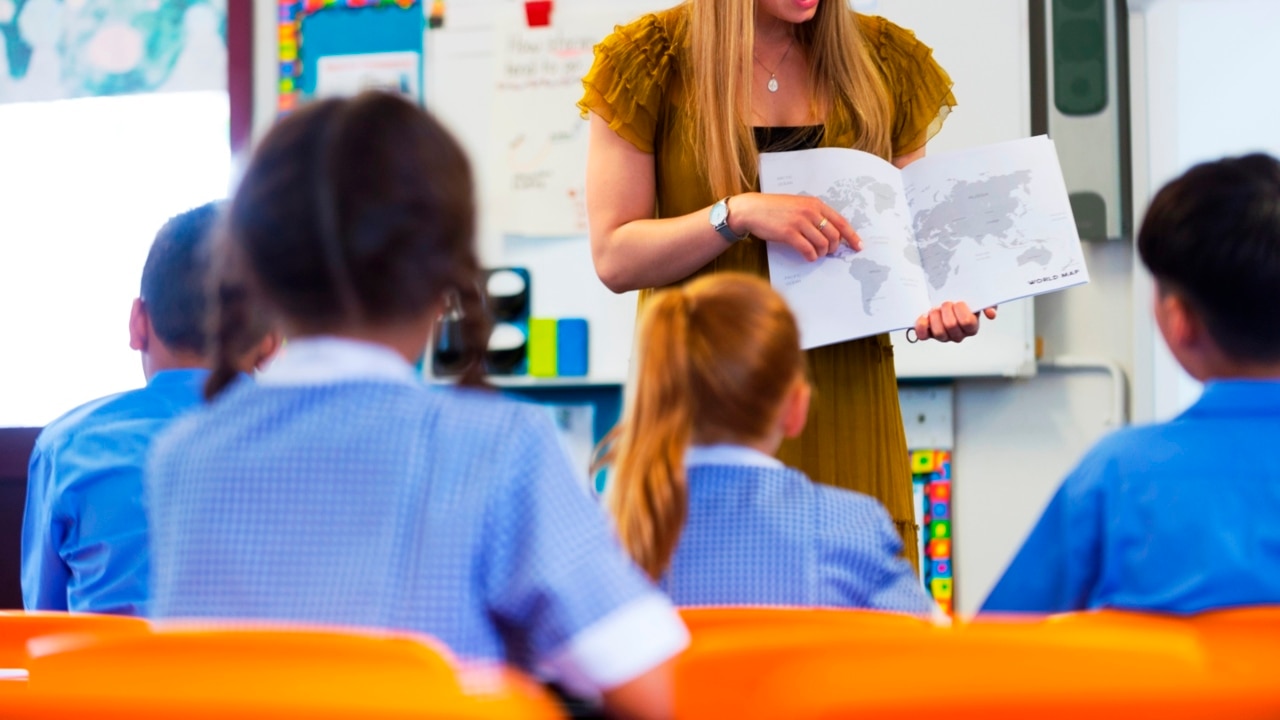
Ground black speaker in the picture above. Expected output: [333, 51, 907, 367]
[483, 268, 531, 375]
[430, 268, 532, 377]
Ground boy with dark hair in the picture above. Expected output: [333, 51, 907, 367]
[22, 202, 277, 615]
[983, 153, 1280, 614]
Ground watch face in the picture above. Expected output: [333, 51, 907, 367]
[710, 200, 729, 227]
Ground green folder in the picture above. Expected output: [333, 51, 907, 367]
[528, 318, 558, 377]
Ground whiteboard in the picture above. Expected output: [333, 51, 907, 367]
[423, 0, 1037, 381]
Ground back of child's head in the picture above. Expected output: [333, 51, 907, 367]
[141, 202, 220, 356]
[1138, 153, 1280, 363]
[604, 272, 806, 578]
[207, 91, 489, 396]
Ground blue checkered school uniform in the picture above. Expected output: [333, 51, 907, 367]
[146, 338, 685, 692]
[660, 446, 934, 615]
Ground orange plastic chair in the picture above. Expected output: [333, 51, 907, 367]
[15, 621, 564, 720]
[1184, 605, 1280, 704]
[675, 606, 1280, 719]
[679, 605, 931, 635]
[0, 611, 151, 714]
[676, 606, 940, 719]
[0, 610, 150, 669]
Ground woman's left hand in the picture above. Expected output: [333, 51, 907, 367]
[914, 302, 998, 343]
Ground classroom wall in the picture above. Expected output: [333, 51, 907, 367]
[1131, 0, 1280, 425]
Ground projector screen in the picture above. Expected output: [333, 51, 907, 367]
[0, 91, 231, 427]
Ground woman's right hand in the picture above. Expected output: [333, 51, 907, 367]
[729, 192, 862, 262]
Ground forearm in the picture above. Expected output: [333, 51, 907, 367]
[592, 206, 736, 293]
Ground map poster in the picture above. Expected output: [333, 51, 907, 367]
[761, 136, 1089, 349]
[490, 11, 613, 238]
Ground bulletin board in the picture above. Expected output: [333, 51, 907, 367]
[278, 0, 423, 112]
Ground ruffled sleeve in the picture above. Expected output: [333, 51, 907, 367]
[577, 11, 680, 154]
[861, 15, 957, 157]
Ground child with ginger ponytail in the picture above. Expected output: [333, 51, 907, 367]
[602, 273, 934, 613]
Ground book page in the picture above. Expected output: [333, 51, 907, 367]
[902, 136, 1089, 310]
[761, 147, 932, 349]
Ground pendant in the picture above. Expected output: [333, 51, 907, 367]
[767, 76, 779, 93]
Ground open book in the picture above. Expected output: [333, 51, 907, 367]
[760, 136, 1089, 349]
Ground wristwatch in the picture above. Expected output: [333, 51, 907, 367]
[710, 197, 747, 243]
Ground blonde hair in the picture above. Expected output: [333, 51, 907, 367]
[688, 0, 892, 199]
[597, 273, 806, 579]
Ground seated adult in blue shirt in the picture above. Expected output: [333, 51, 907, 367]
[983, 153, 1280, 614]
[22, 203, 278, 615]
[145, 92, 686, 720]
[600, 272, 934, 615]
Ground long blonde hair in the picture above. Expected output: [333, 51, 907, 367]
[597, 273, 806, 579]
[689, 0, 892, 199]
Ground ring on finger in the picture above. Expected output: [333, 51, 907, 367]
[816, 217, 829, 231]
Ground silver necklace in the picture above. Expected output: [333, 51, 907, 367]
[753, 36, 795, 93]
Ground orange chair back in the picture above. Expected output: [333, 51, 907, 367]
[679, 605, 930, 634]
[1186, 606, 1280, 701]
[17, 622, 564, 720]
[676, 607, 1280, 720]
[0, 611, 152, 715]
[0, 610, 150, 668]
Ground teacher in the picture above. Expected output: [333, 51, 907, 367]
[579, 0, 991, 568]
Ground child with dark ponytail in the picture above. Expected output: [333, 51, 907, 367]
[602, 273, 934, 614]
[146, 92, 685, 719]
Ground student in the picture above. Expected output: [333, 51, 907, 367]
[601, 272, 934, 614]
[145, 92, 686, 719]
[983, 153, 1280, 614]
[21, 203, 276, 615]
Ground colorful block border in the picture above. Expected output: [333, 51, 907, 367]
[277, 0, 419, 113]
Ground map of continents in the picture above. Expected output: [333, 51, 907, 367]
[806, 176, 904, 316]
[910, 170, 1052, 290]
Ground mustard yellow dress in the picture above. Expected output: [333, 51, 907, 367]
[579, 6, 957, 569]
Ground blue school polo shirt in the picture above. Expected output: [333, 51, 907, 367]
[982, 380, 1280, 614]
[22, 368, 209, 615]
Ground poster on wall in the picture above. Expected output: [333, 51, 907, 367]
[490, 10, 613, 238]
[315, 51, 421, 102]
[0, 0, 226, 104]
[278, 0, 423, 114]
